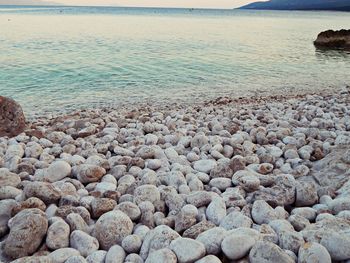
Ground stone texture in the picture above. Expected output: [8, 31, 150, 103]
[0, 96, 26, 137]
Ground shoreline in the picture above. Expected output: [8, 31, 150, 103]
[1, 85, 350, 262]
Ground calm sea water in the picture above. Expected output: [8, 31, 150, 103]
[0, 6, 349, 116]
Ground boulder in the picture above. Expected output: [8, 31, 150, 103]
[0, 96, 26, 137]
[314, 29, 350, 49]
[4, 208, 48, 259]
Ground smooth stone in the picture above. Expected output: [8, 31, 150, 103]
[196, 227, 227, 255]
[23, 182, 61, 204]
[195, 255, 222, 263]
[46, 219, 70, 250]
[65, 256, 88, 263]
[221, 233, 256, 260]
[145, 248, 177, 263]
[44, 160, 71, 182]
[0, 96, 26, 137]
[251, 200, 277, 225]
[220, 211, 253, 230]
[329, 197, 350, 214]
[193, 159, 217, 174]
[70, 230, 99, 257]
[320, 232, 350, 261]
[75, 164, 106, 184]
[182, 220, 216, 239]
[206, 197, 226, 225]
[94, 210, 133, 250]
[48, 248, 80, 263]
[295, 182, 318, 207]
[140, 225, 180, 260]
[115, 201, 141, 221]
[278, 230, 305, 254]
[0, 168, 21, 187]
[4, 208, 48, 259]
[105, 245, 126, 263]
[134, 185, 160, 205]
[298, 242, 331, 263]
[122, 234, 142, 253]
[170, 237, 206, 263]
[249, 241, 294, 263]
[86, 250, 107, 263]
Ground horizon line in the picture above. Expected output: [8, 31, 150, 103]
[0, 4, 244, 10]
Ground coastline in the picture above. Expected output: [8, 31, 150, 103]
[1, 85, 350, 262]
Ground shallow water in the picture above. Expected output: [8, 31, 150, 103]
[0, 6, 349, 116]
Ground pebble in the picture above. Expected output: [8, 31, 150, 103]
[48, 248, 80, 263]
[70, 230, 99, 257]
[196, 227, 227, 255]
[2, 92, 350, 263]
[249, 241, 294, 263]
[4, 208, 48, 259]
[94, 210, 133, 250]
[298, 242, 331, 263]
[145, 248, 177, 263]
[105, 245, 126, 263]
[221, 233, 256, 260]
[206, 197, 226, 225]
[193, 159, 217, 174]
[43, 160, 71, 182]
[46, 219, 70, 250]
[320, 232, 350, 261]
[169, 237, 206, 263]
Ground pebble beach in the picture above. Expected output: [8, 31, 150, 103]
[1, 86, 350, 263]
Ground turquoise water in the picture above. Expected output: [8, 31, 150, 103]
[0, 6, 350, 116]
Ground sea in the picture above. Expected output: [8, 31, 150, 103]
[0, 5, 349, 116]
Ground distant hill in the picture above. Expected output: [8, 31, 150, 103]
[239, 0, 350, 11]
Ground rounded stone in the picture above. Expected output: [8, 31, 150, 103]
[4, 208, 48, 259]
[76, 164, 106, 184]
[320, 232, 350, 261]
[105, 245, 126, 263]
[298, 242, 331, 263]
[145, 248, 177, 263]
[0, 96, 26, 137]
[116, 201, 141, 221]
[249, 241, 294, 263]
[44, 160, 72, 182]
[94, 210, 133, 250]
[170, 237, 206, 263]
[46, 219, 70, 250]
[86, 250, 107, 263]
[48, 248, 80, 263]
[122, 234, 142, 253]
[206, 197, 226, 226]
[23, 182, 61, 204]
[91, 198, 117, 219]
[134, 185, 160, 205]
[70, 230, 99, 257]
[221, 233, 256, 260]
[196, 227, 227, 255]
[193, 159, 217, 174]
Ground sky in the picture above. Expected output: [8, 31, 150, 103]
[2, 0, 259, 9]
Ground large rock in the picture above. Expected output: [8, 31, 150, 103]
[23, 181, 62, 204]
[314, 29, 350, 49]
[249, 241, 294, 263]
[0, 96, 26, 137]
[140, 225, 180, 260]
[4, 208, 48, 259]
[169, 237, 206, 263]
[94, 210, 133, 250]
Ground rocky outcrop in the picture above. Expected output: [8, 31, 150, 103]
[314, 29, 350, 49]
[0, 96, 26, 137]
